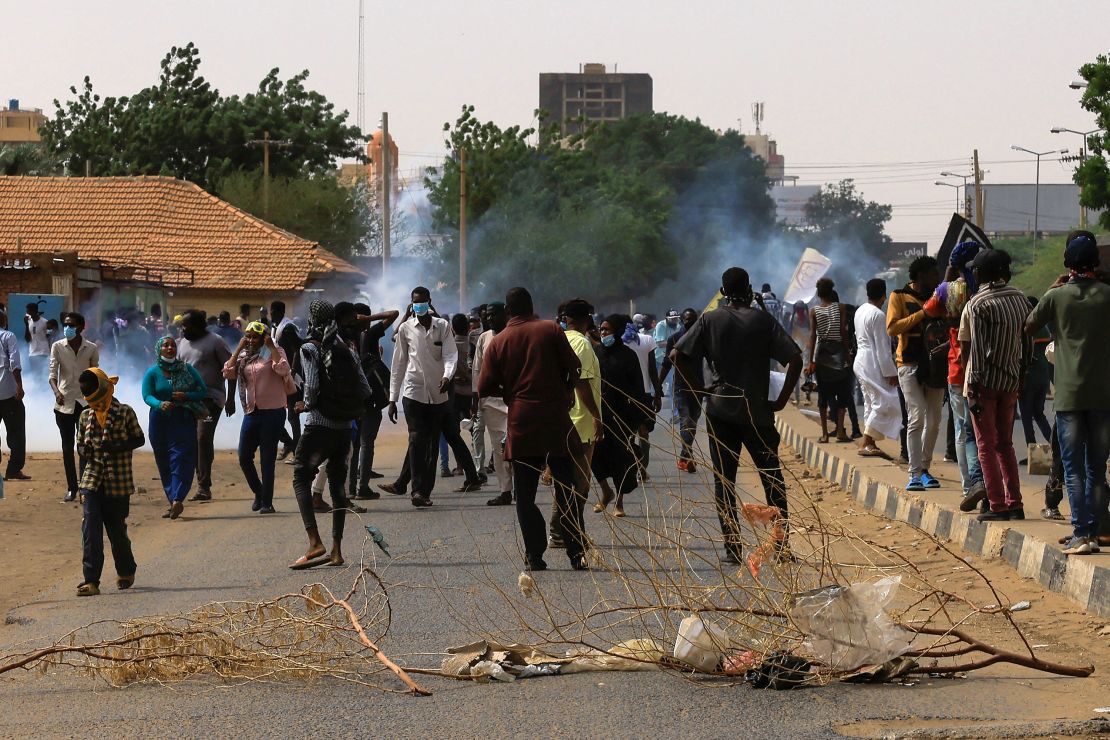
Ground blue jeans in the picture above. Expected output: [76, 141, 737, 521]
[948, 384, 983, 493]
[672, 389, 702, 461]
[1055, 410, 1110, 539]
[149, 407, 198, 503]
[239, 407, 286, 507]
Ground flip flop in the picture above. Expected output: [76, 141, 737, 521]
[858, 447, 890, 459]
[288, 553, 331, 570]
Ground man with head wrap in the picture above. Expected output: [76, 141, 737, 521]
[1027, 230, 1110, 555]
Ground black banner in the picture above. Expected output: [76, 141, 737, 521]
[936, 214, 993, 268]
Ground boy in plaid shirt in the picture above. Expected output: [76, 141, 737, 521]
[76, 369, 145, 597]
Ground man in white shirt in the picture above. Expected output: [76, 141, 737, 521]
[0, 311, 27, 481]
[49, 312, 99, 502]
[624, 316, 662, 478]
[473, 301, 513, 506]
[387, 286, 458, 507]
[24, 302, 50, 383]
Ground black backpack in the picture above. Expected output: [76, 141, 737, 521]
[306, 338, 371, 422]
[914, 316, 950, 390]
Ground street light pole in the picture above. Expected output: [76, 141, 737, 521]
[1011, 145, 1068, 261]
[935, 181, 960, 212]
[1051, 126, 1103, 228]
[940, 171, 973, 217]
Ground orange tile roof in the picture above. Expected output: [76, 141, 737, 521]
[0, 176, 364, 291]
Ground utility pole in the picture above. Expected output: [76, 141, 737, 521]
[459, 148, 467, 312]
[381, 112, 391, 279]
[245, 130, 292, 217]
[973, 149, 984, 229]
[1011, 145, 1069, 261]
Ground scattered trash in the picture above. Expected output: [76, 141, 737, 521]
[363, 525, 390, 556]
[1009, 601, 1031, 612]
[563, 639, 664, 673]
[471, 660, 515, 682]
[1095, 707, 1110, 713]
[674, 615, 730, 672]
[788, 576, 915, 671]
[518, 572, 535, 599]
[842, 656, 918, 684]
[442, 638, 665, 682]
[744, 652, 812, 690]
[722, 650, 762, 676]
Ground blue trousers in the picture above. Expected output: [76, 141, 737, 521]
[672, 389, 702, 461]
[948, 384, 983, 494]
[239, 408, 286, 507]
[149, 407, 198, 504]
[1056, 410, 1110, 539]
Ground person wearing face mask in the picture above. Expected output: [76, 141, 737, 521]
[658, 308, 701, 472]
[222, 322, 291, 513]
[653, 309, 683, 393]
[50, 312, 100, 503]
[175, 310, 235, 502]
[591, 314, 643, 515]
[142, 335, 208, 519]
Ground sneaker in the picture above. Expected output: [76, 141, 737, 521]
[456, 480, 482, 493]
[525, 558, 548, 572]
[440, 468, 454, 479]
[943, 454, 957, 463]
[486, 492, 513, 506]
[906, 476, 925, 492]
[960, 482, 988, 512]
[190, 491, 212, 502]
[251, 499, 262, 512]
[63, 490, 77, 503]
[977, 508, 1013, 522]
[353, 489, 381, 500]
[1062, 536, 1092, 555]
[1089, 537, 1102, 553]
[1041, 507, 1065, 521]
[920, 472, 941, 489]
[1008, 508, 1025, 520]
[366, 470, 385, 479]
[259, 505, 276, 514]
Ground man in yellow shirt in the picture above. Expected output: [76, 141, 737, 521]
[550, 299, 602, 552]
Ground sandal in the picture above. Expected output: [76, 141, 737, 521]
[169, 501, 184, 520]
[117, 572, 135, 590]
[818, 435, 830, 444]
[76, 582, 99, 597]
[858, 446, 890, 459]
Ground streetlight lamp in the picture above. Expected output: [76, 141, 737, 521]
[935, 180, 960, 212]
[1011, 145, 1069, 260]
[1069, 80, 1088, 90]
[1051, 127, 1103, 227]
[940, 171, 974, 217]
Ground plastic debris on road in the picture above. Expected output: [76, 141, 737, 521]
[744, 652, 812, 690]
[364, 525, 390, 556]
[1009, 600, 1031, 612]
[788, 576, 915, 671]
[441, 638, 664, 683]
[518, 572, 536, 599]
[673, 615, 731, 672]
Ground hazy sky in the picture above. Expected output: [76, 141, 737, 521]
[6, 0, 1107, 249]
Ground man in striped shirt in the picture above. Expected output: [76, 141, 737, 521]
[958, 250, 1031, 521]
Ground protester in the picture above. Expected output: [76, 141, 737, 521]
[653, 309, 682, 394]
[852, 279, 901, 457]
[0, 311, 28, 481]
[1026, 231, 1110, 554]
[673, 268, 802, 564]
[468, 307, 490, 475]
[807, 278, 856, 443]
[24, 301, 50, 382]
[760, 283, 784, 328]
[923, 241, 987, 506]
[289, 300, 372, 568]
[549, 298, 601, 547]
[348, 303, 399, 500]
[623, 312, 661, 479]
[212, 310, 244, 350]
[1018, 296, 1053, 453]
[592, 314, 644, 514]
[143, 336, 208, 520]
[234, 303, 251, 330]
[659, 308, 701, 472]
[223, 322, 291, 514]
[478, 287, 587, 571]
[388, 287, 462, 507]
[442, 313, 481, 479]
[176, 310, 234, 502]
[74, 368, 144, 597]
[472, 302, 514, 506]
[887, 255, 944, 492]
[50, 312, 99, 502]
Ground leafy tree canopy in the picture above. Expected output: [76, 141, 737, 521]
[802, 179, 893, 261]
[1075, 53, 1110, 229]
[41, 43, 363, 191]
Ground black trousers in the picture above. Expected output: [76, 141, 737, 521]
[512, 455, 582, 563]
[81, 486, 136, 586]
[292, 426, 352, 540]
[0, 395, 26, 475]
[55, 407, 86, 495]
[348, 408, 383, 497]
[706, 415, 788, 559]
[281, 395, 302, 450]
[402, 397, 452, 497]
[195, 398, 221, 494]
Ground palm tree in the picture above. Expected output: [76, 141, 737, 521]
[0, 143, 64, 176]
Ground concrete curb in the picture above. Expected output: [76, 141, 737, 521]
[776, 417, 1110, 618]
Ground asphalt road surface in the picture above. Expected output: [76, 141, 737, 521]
[0, 423, 1082, 739]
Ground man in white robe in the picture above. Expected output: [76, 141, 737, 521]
[853, 279, 901, 455]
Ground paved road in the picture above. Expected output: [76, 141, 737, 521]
[0, 422, 1069, 739]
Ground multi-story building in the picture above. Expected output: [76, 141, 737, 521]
[539, 64, 652, 138]
[0, 100, 47, 146]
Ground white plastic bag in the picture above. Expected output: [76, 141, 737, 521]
[788, 576, 914, 671]
[470, 660, 515, 682]
[673, 615, 730, 672]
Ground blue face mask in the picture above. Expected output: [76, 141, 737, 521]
[412, 302, 430, 316]
[558, 320, 568, 331]
[63, 326, 77, 340]
[601, 334, 617, 347]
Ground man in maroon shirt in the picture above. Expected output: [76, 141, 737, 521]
[477, 287, 587, 571]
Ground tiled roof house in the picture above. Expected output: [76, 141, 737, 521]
[0, 176, 364, 316]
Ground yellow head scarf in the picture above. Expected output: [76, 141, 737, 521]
[83, 367, 120, 428]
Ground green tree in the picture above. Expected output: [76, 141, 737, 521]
[802, 179, 893, 260]
[40, 43, 363, 191]
[0, 143, 63, 175]
[1074, 53, 1110, 228]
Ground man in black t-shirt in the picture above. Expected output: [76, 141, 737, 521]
[346, 302, 399, 499]
[673, 268, 803, 564]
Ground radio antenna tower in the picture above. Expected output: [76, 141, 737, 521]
[356, 0, 366, 132]
[752, 102, 764, 135]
